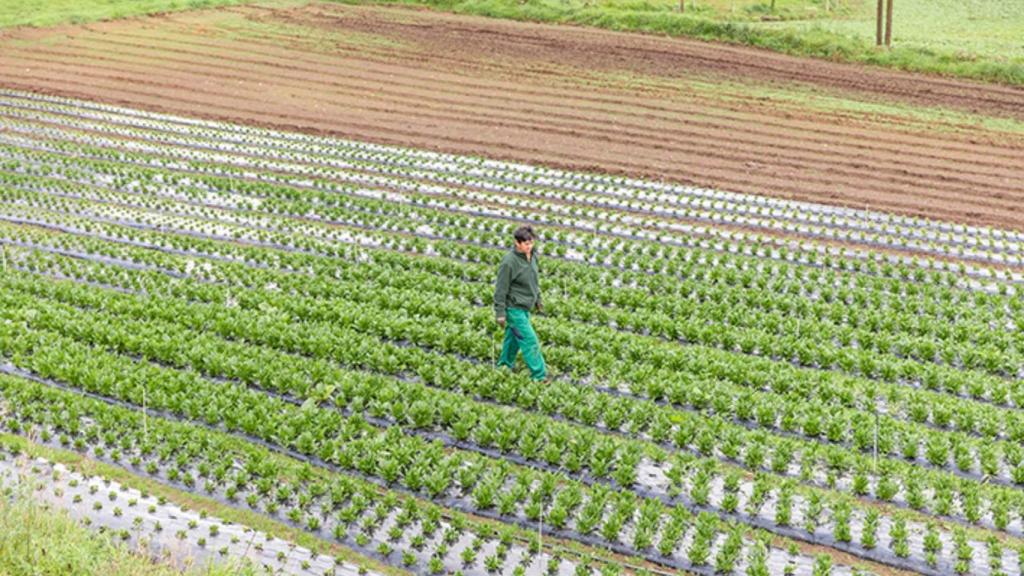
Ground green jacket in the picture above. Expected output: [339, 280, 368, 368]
[494, 249, 541, 319]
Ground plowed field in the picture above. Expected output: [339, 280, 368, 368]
[1, 1, 1023, 229]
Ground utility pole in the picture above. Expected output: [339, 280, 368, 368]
[875, 0, 884, 45]
[876, 0, 894, 47]
[884, 0, 894, 47]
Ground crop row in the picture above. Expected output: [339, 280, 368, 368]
[4, 185, 1024, 432]
[3, 90, 1022, 267]
[2, 121, 1018, 294]
[0, 375, 622, 576]
[3, 144, 1011, 332]
[7, 218, 1024, 521]
[1, 164, 1022, 391]
[0, 335, 854, 575]
[1, 255, 1022, 573]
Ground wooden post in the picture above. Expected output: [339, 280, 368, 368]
[680, 0, 684, 12]
[885, 0, 894, 46]
[876, 0, 884, 45]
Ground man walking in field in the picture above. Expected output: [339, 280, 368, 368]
[494, 225, 546, 381]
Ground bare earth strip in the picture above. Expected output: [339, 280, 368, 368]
[1, 2, 1023, 229]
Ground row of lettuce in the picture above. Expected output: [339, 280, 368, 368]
[0, 242, 1018, 572]
[2, 90, 1022, 270]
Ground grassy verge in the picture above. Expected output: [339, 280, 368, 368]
[0, 0, 261, 28]
[329, 0, 1024, 85]
[0, 433, 404, 576]
[0, 482, 249, 575]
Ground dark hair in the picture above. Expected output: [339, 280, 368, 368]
[513, 226, 536, 243]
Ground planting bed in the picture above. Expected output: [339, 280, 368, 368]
[0, 90, 1023, 575]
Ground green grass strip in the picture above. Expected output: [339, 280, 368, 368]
[0, 0, 268, 28]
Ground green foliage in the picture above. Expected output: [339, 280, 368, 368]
[0, 0, 253, 29]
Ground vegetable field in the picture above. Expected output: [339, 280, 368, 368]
[1, 88, 1024, 576]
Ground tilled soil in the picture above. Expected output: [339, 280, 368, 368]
[1, 2, 1023, 230]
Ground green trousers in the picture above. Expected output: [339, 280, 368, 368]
[497, 308, 546, 380]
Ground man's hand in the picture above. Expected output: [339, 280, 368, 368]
[535, 301, 543, 314]
[497, 316, 506, 328]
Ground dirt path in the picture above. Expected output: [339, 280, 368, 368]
[1, 1, 1023, 230]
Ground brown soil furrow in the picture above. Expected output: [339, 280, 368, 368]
[106, 19, 1024, 161]
[7, 54, 1023, 219]
[219, 16, 1018, 146]
[284, 3, 1024, 118]
[7, 42, 1021, 213]
[0, 66, 872, 190]
[90, 27, 1024, 167]
[218, 14, 1018, 147]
